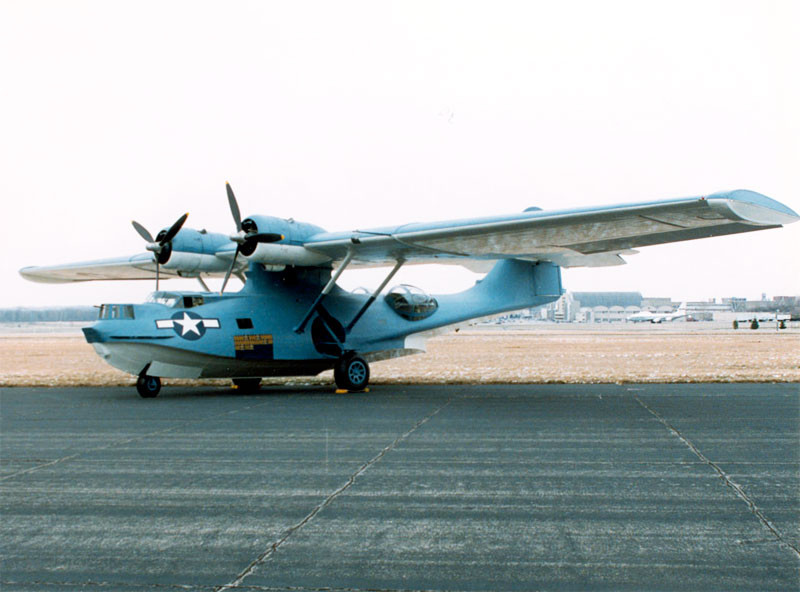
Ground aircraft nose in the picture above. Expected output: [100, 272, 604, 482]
[82, 327, 103, 343]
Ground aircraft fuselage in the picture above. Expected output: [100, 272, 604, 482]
[82, 260, 564, 382]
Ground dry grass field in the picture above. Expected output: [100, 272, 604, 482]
[1, 324, 798, 387]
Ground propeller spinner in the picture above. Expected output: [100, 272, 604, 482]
[220, 182, 283, 294]
[131, 213, 189, 290]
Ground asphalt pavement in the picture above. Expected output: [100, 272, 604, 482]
[1, 383, 798, 591]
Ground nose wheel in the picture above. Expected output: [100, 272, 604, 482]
[136, 373, 161, 398]
[334, 353, 370, 392]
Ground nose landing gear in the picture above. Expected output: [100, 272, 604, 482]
[136, 372, 161, 398]
[334, 353, 370, 392]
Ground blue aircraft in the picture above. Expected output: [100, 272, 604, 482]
[20, 185, 798, 397]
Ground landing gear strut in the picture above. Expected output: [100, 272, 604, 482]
[334, 353, 370, 392]
[136, 373, 161, 398]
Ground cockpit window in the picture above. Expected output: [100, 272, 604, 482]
[147, 292, 209, 308]
[384, 284, 438, 321]
[147, 293, 180, 307]
[98, 304, 135, 320]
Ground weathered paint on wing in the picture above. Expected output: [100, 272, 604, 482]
[303, 190, 799, 267]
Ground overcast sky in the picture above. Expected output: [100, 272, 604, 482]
[1, 0, 798, 308]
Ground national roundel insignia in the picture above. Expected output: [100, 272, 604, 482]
[155, 311, 221, 341]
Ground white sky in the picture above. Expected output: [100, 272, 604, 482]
[1, 0, 798, 308]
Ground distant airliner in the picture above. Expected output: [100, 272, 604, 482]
[627, 303, 688, 323]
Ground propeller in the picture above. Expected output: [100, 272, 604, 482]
[220, 182, 283, 294]
[131, 213, 189, 291]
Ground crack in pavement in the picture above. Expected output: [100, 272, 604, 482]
[0, 398, 274, 482]
[216, 398, 453, 591]
[633, 394, 800, 559]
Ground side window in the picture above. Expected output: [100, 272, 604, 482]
[98, 304, 134, 320]
[236, 318, 254, 329]
[183, 296, 205, 308]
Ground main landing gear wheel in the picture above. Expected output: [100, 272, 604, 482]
[334, 354, 370, 392]
[232, 378, 261, 393]
[136, 374, 161, 398]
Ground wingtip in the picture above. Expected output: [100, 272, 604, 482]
[707, 190, 800, 225]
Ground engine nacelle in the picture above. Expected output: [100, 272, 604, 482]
[244, 243, 331, 267]
[157, 228, 234, 275]
[236, 215, 331, 267]
[160, 251, 231, 274]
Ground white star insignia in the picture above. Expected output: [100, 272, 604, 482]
[173, 312, 203, 336]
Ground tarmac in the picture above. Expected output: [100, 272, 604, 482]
[1, 383, 798, 591]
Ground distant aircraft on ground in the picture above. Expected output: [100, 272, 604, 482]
[20, 186, 798, 397]
[627, 303, 688, 323]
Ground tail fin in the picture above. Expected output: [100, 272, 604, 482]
[470, 259, 563, 310]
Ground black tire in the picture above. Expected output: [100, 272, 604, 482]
[136, 374, 161, 398]
[750, 319, 759, 330]
[233, 378, 261, 393]
[334, 354, 370, 391]
[732, 320, 739, 330]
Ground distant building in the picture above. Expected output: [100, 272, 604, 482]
[546, 292, 576, 322]
[641, 297, 674, 309]
[772, 296, 800, 311]
[743, 300, 778, 312]
[682, 300, 731, 321]
[572, 292, 643, 308]
[571, 292, 643, 323]
[489, 292, 799, 325]
[722, 297, 747, 312]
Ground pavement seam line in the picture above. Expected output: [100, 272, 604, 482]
[1, 580, 443, 592]
[633, 394, 800, 559]
[216, 398, 454, 591]
[0, 399, 272, 482]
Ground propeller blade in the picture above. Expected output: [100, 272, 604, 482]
[131, 220, 154, 243]
[250, 233, 284, 243]
[240, 234, 284, 257]
[160, 212, 189, 245]
[220, 245, 241, 295]
[226, 182, 242, 232]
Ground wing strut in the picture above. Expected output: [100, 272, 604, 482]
[294, 250, 355, 334]
[345, 258, 404, 334]
[196, 276, 211, 292]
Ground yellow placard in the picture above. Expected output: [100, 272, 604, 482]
[233, 334, 273, 351]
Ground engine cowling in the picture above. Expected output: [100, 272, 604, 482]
[158, 228, 233, 274]
[238, 215, 332, 267]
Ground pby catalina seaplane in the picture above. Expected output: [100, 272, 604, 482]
[20, 185, 798, 397]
